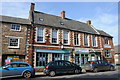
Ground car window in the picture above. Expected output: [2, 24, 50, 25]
[19, 63, 29, 67]
[58, 61, 64, 66]
[11, 63, 18, 68]
[64, 61, 72, 66]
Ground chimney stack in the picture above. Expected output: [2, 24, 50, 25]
[61, 11, 65, 19]
[86, 20, 91, 25]
[30, 3, 35, 12]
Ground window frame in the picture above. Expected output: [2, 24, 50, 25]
[8, 37, 20, 48]
[105, 50, 112, 58]
[51, 29, 59, 44]
[74, 32, 80, 46]
[104, 37, 109, 45]
[92, 35, 97, 47]
[36, 27, 45, 43]
[63, 30, 70, 45]
[84, 34, 89, 47]
[11, 24, 21, 31]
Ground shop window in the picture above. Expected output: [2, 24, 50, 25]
[104, 37, 109, 44]
[37, 27, 44, 42]
[84, 34, 89, 46]
[8, 37, 19, 48]
[74, 33, 80, 46]
[63, 31, 69, 45]
[36, 53, 48, 67]
[105, 50, 111, 58]
[75, 54, 80, 64]
[92, 35, 97, 47]
[52, 29, 58, 44]
[52, 54, 62, 61]
[11, 24, 21, 31]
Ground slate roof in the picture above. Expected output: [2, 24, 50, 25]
[97, 30, 113, 37]
[0, 15, 30, 25]
[33, 11, 98, 34]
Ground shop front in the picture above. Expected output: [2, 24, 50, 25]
[34, 49, 71, 68]
[2, 54, 25, 66]
[74, 48, 102, 67]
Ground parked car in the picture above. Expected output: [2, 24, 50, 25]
[0, 62, 35, 78]
[84, 60, 115, 72]
[43, 60, 82, 77]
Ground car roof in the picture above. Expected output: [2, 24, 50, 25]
[10, 62, 30, 64]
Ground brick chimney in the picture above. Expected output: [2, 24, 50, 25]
[29, 3, 35, 22]
[61, 11, 65, 19]
[30, 3, 35, 12]
[86, 20, 91, 25]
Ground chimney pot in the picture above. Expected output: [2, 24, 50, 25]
[86, 20, 91, 25]
[61, 11, 65, 19]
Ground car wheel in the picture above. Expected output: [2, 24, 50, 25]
[93, 68, 98, 73]
[23, 71, 32, 78]
[75, 69, 80, 74]
[49, 71, 56, 77]
[110, 66, 114, 71]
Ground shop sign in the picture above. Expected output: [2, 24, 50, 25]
[104, 44, 111, 48]
[75, 49, 89, 53]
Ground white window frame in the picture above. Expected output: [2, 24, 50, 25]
[51, 29, 59, 44]
[11, 24, 21, 31]
[63, 30, 70, 45]
[8, 37, 20, 48]
[36, 27, 45, 43]
[74, 32, 80, 46]
[92, 35, 98, 47]
[84, 34, 89, 47]
[104, 37, 109, 45]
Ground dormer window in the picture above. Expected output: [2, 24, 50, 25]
[39, 18, 44, 21]
[60, 22, 64, 25]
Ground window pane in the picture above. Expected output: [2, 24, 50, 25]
[37, 28, 44, 42]
[9, 38, 19, 47]
[84, 34, 88, 46]
[74, 33, 79, 45]
[52, 29, 58, 43]
[11, 24, 20, 31]
[63, 31, 68, 44]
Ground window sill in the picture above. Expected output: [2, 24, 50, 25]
[105, 57, 112, 58]
[36, 41, 45, 43]
[8, 46, 20, 49]
[10, 29, 21, 32]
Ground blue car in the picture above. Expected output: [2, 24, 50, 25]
[0, 62, 35, 78]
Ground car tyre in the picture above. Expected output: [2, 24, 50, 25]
[75, 69, 80, 74]
[49, 71, 56, 77]
[23, 71, 32, 78]
[93, 68, 98, 73]
[110, 66, 114, 71]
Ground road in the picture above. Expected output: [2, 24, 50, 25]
[2, 69, 120, 80]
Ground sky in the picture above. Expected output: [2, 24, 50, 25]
[0, 2, 119, 46]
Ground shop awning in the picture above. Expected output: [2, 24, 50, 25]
[35, 49, 71, 53]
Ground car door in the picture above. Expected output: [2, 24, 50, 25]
[54, 61, 65, 74]
[64, 61, 74, 73]
[2, 63, 19, 77]
[17, 63, 30, 75]
[102, 61, 109, 70]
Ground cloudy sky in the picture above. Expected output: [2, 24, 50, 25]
[0, 1, 118, 45]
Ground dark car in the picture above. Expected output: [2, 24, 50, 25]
[43, 60, 82, 77]
[0, 62, 35, 79]
[84, 60, 115, 72]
